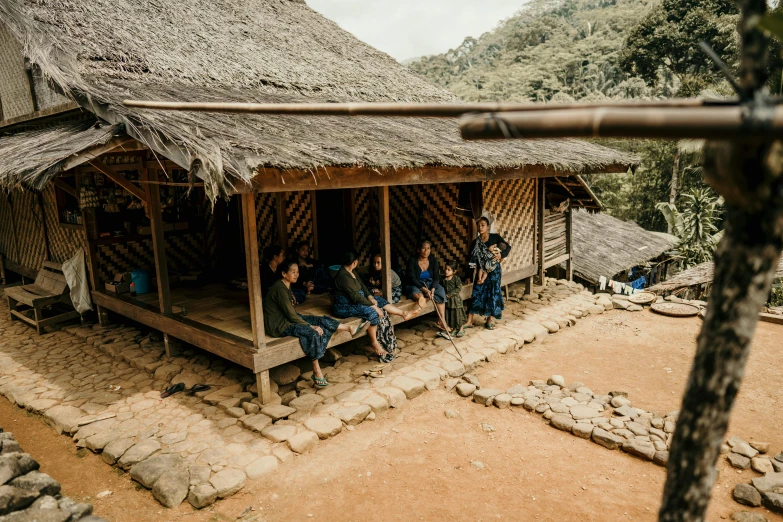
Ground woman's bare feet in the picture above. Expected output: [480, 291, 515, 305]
[402, 310, 420, 321]
[416, 295, 427, 309]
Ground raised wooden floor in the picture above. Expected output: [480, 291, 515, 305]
[131, 284, 433, 371]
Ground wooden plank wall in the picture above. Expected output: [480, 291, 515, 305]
[483, 179, 536, 272]
[543, 211, 568, 266]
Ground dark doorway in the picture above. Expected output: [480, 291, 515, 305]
[214, 196, 245, 279]
[315, 189, 354, 267]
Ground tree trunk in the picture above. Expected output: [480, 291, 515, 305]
[669, 148, 681, 234]
[658, 1, 783, 521]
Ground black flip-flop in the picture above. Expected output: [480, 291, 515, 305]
[161, 382, 185, 399]
[186, 384, 211, 395]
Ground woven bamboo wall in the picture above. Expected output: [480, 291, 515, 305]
[41, 185, 83, 264]
[0, 195, 17, 263]
[0, 24, 34, 120]
[255, 193, 277, 254]
[254, 191, 313, 256]
[353, 188, 378, 265]
[390, 184, 473, 276]
[6, 189, 47, 270]
[483, 179, 536, 273]
[97, 233, 208, 283]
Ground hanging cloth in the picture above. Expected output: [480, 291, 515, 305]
[62, 248, 93, 315]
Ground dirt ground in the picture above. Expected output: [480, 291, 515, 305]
[2, 309, 781, 522]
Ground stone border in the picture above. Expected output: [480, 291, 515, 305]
[0, 425, 106, 521]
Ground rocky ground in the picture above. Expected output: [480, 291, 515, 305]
[0, 279, 780, 521]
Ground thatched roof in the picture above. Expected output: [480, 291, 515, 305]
[0, 0, 636, 200]
[569, 209, 679, 284]
[649, 258, 783, 294]
[0, 120, 122, 188]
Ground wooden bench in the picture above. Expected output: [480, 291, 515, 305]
[5, 261, 80, 334]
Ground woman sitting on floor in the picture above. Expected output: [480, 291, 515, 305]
[465, 215, 511, 330]
[404, 240, 447, 329]
[292, 241, 331, 295]
[332, 250, 418, 363]
[261, 244, 306, 304]
[263, 260, 354, 388]
[364, 253, 403, 304]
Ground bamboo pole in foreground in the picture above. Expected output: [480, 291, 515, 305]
[122, 98, 732, 116]
[459, 106, 783, 140]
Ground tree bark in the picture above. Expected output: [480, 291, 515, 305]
[669, 148, 681, 234]
[658, 1, 783, 521]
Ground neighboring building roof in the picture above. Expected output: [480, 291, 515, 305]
[0, 0, 636, 199]
[570, 209, 679, 284]
[649, 258, 783, 294]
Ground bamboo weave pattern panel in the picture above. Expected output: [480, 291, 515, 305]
[284, 191, 313, 250]
[483, 179, 536, 272]
[353, 188, 378, 265]
[390, 184, 472, 277]
[10, 189, 46, 270]
[0, 195, 17, 263]
[42, 185, 82, 264]
[254, 193, 277, 253]
[97, 233, 207, 283]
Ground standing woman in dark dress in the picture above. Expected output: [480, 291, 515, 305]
[465, 216, 511, 330]
[263, 260, 354, 388]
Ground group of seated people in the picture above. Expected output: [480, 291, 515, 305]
[260, 217, 511, 389]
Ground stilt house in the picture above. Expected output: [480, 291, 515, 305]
[0, 0, 636, 401]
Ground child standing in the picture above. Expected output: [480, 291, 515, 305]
[440, 261, 467, 338]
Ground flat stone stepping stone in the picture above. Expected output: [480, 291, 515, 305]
[210, 469, 246, 498]
[241, 414, 273, 433]
[390, 376, 425, 399]
[130, 454, 182, 488]
[333, 405, 371, 426]
[473, 388, 502, 406]
[288, 431, 319, 454]
[153, 467, 190, 508]
[260, 405, 296, 421]
[245, 456, 278, 480]
[406, 370, 440, 390]
[261, 425, 297, 443]
[119, 440, 161, 470]
[304, 417, 343, 439]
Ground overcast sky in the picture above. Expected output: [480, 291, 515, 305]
[308, 1, 526, 62]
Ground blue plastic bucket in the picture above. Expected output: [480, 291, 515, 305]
[131, 270, 150, 294]
[328, 265, 341, 278]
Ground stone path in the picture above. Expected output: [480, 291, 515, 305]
[0, 278, 616, 510]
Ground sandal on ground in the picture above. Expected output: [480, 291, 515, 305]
[353, 320, 369, 336]
[485, 322, 496, 330]
[436, 331, 452, 340]
[455, 329, 466, 338]
[463, 324, 474, 329]
[379, 352, 395, 364]
[161, 382, 185, 399]
[311, 374, 329, 388]
[186, 384, 211, 395]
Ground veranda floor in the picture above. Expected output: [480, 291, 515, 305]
[133, 284, 431, 347]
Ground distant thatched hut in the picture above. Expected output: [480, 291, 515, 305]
[0, 0, 635, 399]
[566, 210, 679, 289]
[649, 258, 783, 299]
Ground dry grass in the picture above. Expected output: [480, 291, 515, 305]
[1, 0, 636, 200]
[650, 258, 783, 294]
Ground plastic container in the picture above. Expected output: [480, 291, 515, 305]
[328, 265, 341, 278]
[130, 270, 150, 295]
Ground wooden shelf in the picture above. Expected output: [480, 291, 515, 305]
[95, 224, 204, 245]
[58, 223, 83, 231]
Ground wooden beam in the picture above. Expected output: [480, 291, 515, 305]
[310, 191, 319, 258]
[378, 186, 392, 300]
[89, 160, 148, 203]
[241, 193, 273, 404]
[2, 258, 37, 280]
[0, 102, 79, 129]
[537, 179, 546, 282]
[143, 168, 173, 356]
[566, 209, 574, 281]
[543, 252, 571, 270]
[53, 179, 77, 199]
[235, 164, 631, 194]
[274, 192, 288, 250]
[91, 291, 256, 368]
[60, 137, 139, 172]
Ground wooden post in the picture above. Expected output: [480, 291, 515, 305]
[566, 207, 573, 281]
[524, 277, 532, 295]
[378, 186, 392, 300]
[143, 168, 173, 356]
[310, 191, 319, 258]
[77, 171, 110, 326]
[0, 253, 6, 285]
[537, 178, 546, 283]
[275, 192, 288, 251]
[241, 193, 273, 404]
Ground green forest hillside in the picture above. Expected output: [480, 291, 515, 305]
[409, 0, 661, 103]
